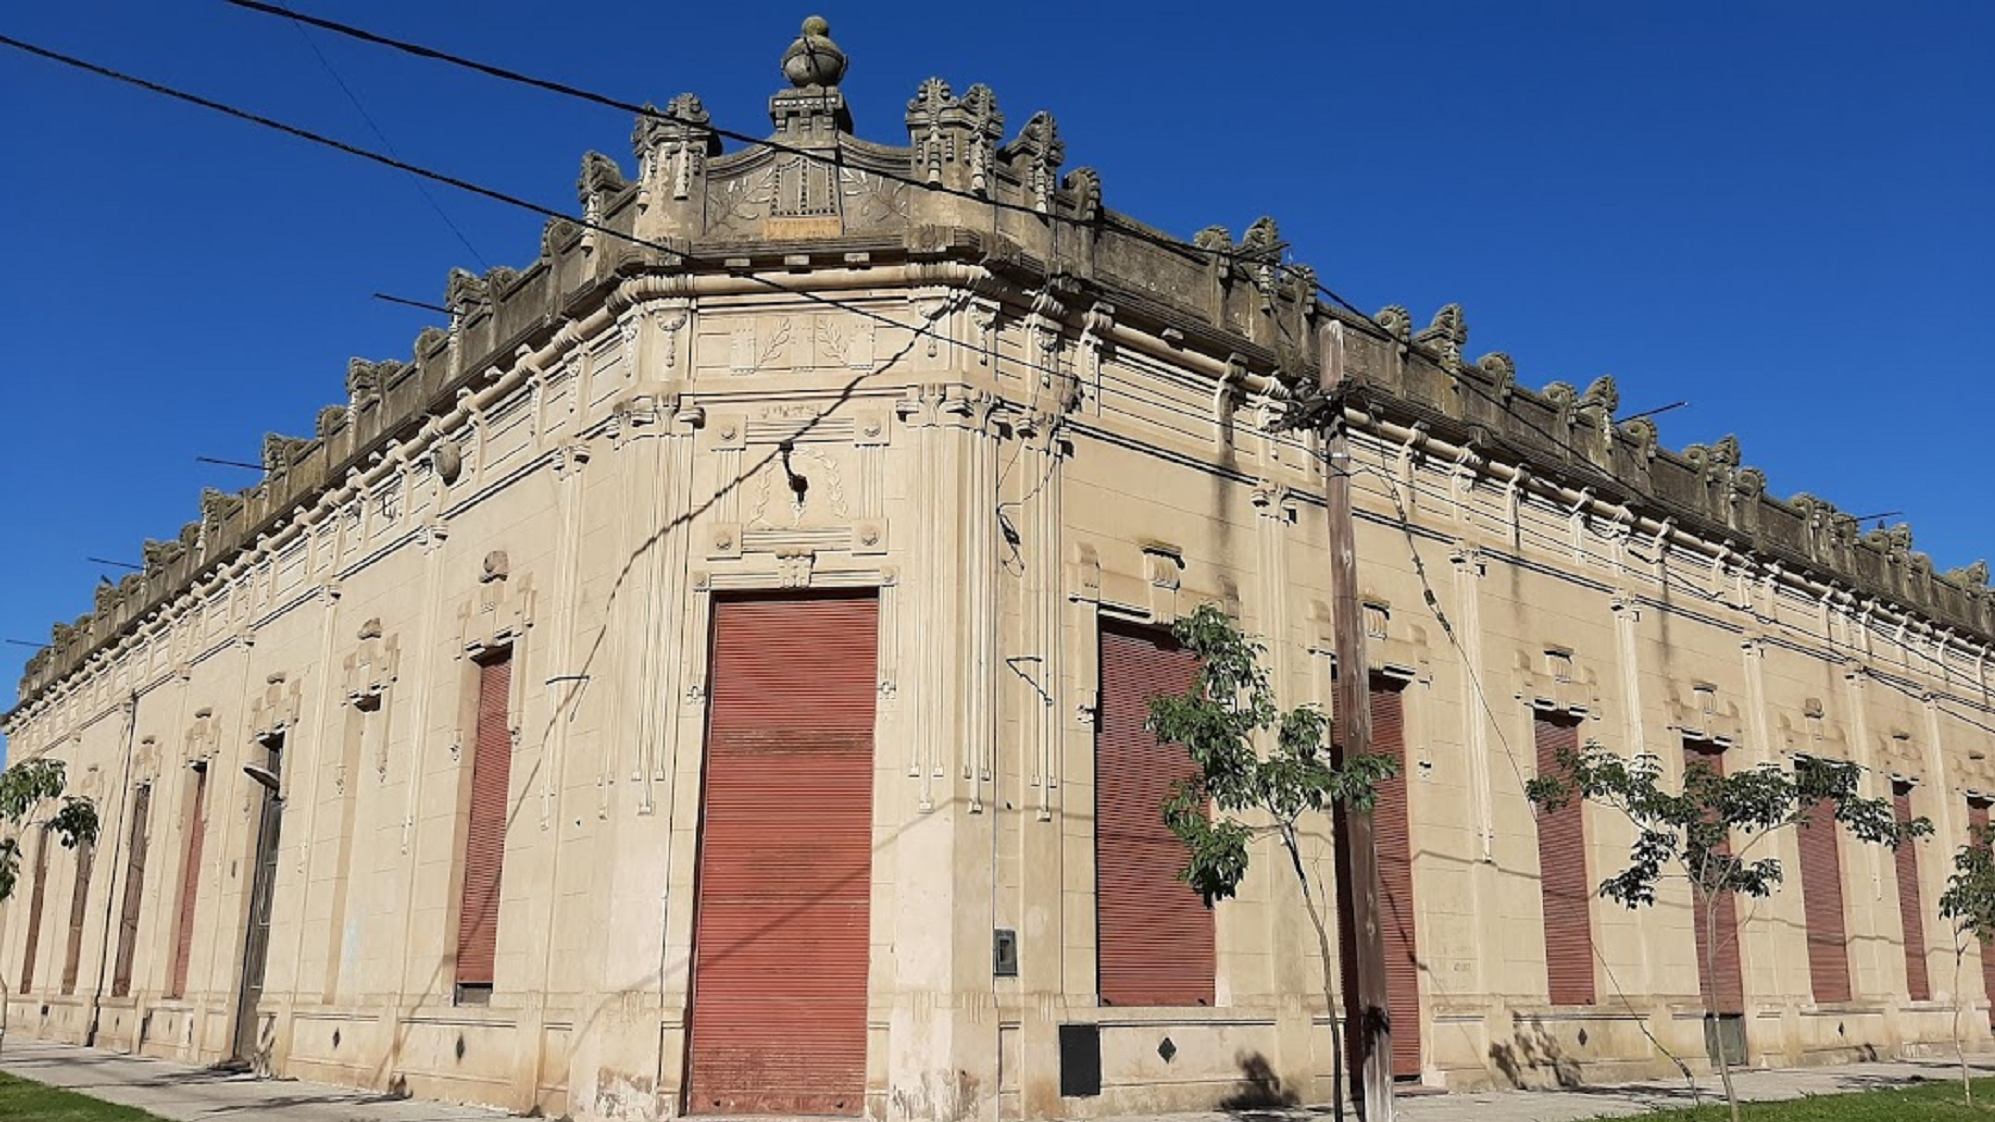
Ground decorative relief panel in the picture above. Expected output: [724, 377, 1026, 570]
[342, 619, 400, 707]
[747, 444, 850, 529]
[728, 319, 793, 375]
[812, 314, 876, 370]
[247, 672, 303, 742]
[1512, 646, 1603, 715]
[1667, 681, 1744, 745]
[456, 550, 535, 659]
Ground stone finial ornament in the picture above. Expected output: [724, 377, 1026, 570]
[316, 404, 350, 439]
[346, 358, 381, 405]
[347, 358, 403, 408]
[446, 269, 491, 314]
[1238, 217, 1282, 260]
[263, 433, 310, 473]
[1789, 492, 1836, 527]
[1476, 352, 1518, 401]
[999, 111, 1066, 213]
[1580, 375, 1620, 416]
[1064, 167, 1103, 221]
[200, 487, 243, 527]
[905, 78, 1004, 194]
[541, 216, 580, 258]
[1375, 305, 1413, 345]
[1684, 434, 1741, 477]
[1193, 226, 1232, 251]
[577, 152, 628, 206]
[1414, 304, 1468, 371]
[482, 265, 519, 295]
[782, 16, 848, 89]
[142, 538, 184, 571]
[1867, 523, 1914, 554]
[634, 94, 720, 160]
[634, 94, 721, 206]
[1620, 416, 1660, 460]
[1950, 560, 1991, 587]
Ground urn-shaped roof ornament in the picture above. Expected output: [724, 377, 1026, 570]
[782, 16, 847, 88]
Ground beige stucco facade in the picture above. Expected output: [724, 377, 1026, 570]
[4, 19, 1994, 1122]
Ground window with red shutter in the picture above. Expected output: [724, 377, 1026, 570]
[59, 838, 95, 995]
[1370, 676, 1423, 1078]
[168, 766, 208, 1000]
[1533, 711, 1594, 1005]
[455, 651, 513, 1000]
[1893, 783, 1930, 1002]
[111, 785, 152, 998]
[1968, 800, 1995, 1019]
[1684, 739, 1745, 1016]
[19, 829, 51, 995]
[1795, 780, 1851, 1004]
[1095, 621, 1214, 1009]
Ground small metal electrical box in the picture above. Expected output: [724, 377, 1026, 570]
[992, 928, 1019, 977]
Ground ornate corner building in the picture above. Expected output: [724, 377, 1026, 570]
[4, 18, 1993, 1121]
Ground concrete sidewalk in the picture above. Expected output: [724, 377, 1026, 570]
[1157, 1055, 1995, 1122]
[1, 1036, 1992, 1121]
[0, 1038, 509, 1121]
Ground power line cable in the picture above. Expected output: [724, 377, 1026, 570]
[275, 3, 491, 270]
[251, 2, 1634, 460]
[225, 1, 1349, 301]
[0, 32, 1100, 400]
[271, 2, 488, 269]
[242, 1, 1468, 422]
[0, 33, 1744, 643]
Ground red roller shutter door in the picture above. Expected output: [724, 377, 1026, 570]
[1893, 786, 1930, 1002]
[456, 654, 513, 989]
[1371, 678, 1422, 1078]
[1796, 795, 1852, 1004]
[687, 595, 877, 1116]
[1533, 712, 1595, 1005]
[1685, 740, 1745, 1016]
[20, 831, 50, 994]
[169, 767, 209, 999]
[1969, 801, 1995, 1017]
[59, 838, 95, 995]
[111, 786, 152, 998]
[1096, 622, 1214, 1008]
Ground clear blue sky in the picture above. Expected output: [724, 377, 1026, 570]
[2, 3, 1990, 755]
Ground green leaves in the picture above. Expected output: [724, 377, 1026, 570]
[1146, 603, 1399, 906]
[0, 759, 70, 821]
[0, 757, 101, 905]
[1527, 742, 1930, 912]
[1940, 823, 1995, 946]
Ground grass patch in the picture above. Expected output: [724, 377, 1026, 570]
[0, 1071, 169, 1120]
[1628, 1077, 1995, 1119]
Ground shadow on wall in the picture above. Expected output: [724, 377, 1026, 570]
[1488, 1014, 1582, 1090]
[1219, 1050, 1301, 1111]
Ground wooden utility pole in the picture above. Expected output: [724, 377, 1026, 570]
[1319, 319, 1394, 1121]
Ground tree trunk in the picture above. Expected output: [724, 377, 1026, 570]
[1703, 888, 1742, 1122]
[1285, 828, 1347, 1120]
[1956, 937, 1972, 1103]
